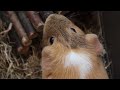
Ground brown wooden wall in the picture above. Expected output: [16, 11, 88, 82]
[100, 11, 120, 79]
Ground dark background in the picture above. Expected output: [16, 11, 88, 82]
[100, 11, 120, 79]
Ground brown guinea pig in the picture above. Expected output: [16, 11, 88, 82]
[41, 14, 109, 79]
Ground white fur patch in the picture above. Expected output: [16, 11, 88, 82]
[64, 51, 92, 79]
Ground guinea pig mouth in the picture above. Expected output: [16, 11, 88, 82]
[46, 14, 64, 20]
[45, 14, 58, 22]
[45, 14, 68, 24]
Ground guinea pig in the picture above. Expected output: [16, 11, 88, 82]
[41, 14, 109, 79]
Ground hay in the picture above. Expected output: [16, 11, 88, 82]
[0, 20, 41, 79]
[0, 39, 41, 79]
[0, 16, 41, 79]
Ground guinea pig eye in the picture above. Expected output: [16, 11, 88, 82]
[49, 37, 55, 45]
[70, 28, 76, 33]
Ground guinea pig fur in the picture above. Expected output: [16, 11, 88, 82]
[41, 14, 109, 79]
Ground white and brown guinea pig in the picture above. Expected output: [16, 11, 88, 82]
[41, 14, 109, 79]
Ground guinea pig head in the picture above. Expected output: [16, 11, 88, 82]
[42, 14, 108, 79]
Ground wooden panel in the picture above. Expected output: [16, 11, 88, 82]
[100, 11, 120, 79]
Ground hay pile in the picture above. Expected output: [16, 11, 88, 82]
[0, 19, 41, 79]
[0, 40, 42, 79]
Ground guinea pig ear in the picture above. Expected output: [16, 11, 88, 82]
[85, 34, 106, 56]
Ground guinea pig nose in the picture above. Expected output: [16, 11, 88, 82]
[47, 14, 59, 19]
